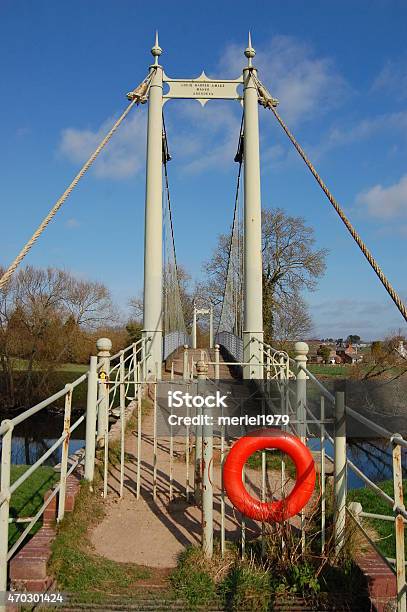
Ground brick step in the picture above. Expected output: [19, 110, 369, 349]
[9, 473, 81, 592]
[59, 600, 195, 611]
[356, 547, 396, 612]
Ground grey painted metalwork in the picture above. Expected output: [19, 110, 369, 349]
[393, 435, 406, 611]
[320, 396, 326, 554]
[242, 37, 263, 378]
[216, 330, 243, 362]
[57, 385, 73, 522]
[84, 356, 98, 483]
[143, 36, 164, 378]
[197, 360, 213, 558]
[294, 342, 308, 441]
[163, 331, 190, 360]
[97, 337, 111, 443]
[334, 391, 346, 555]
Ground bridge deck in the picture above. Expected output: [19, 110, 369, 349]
[90, 348, 293, 568]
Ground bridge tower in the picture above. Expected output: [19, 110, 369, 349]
[242, 34, 264, 378]
[142, 33, 163, 378]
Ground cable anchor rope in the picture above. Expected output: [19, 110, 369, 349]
[0, 70, 156, 291]
[126, 68, 157, 103]
[252, 72, 407, 325]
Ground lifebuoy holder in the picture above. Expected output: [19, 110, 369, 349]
[223, 429, 315, 522]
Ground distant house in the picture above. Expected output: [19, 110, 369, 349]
[336, 343, 363, 364]
[327, 349, 340, 364]
[396, 340, 407, 360]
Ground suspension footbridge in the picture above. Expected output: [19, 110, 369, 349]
[0, 33, 406, 611]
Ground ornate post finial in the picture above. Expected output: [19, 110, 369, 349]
[244, 31, 256, 67]
[151, 30, 162, 65]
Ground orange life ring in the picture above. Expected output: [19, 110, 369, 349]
[223, 429, 315, 522]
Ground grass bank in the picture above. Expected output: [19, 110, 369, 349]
[170, 542, 369, 611]
[308, 364, 351, 378]
[246, 449, 296, 478]
[50, 400, 157, 606]
[348, 479, 407, 558]
[9, 465, 59, 548]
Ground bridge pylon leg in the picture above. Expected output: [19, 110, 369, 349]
[142, 45, 164, 379]
[242, 52, 263, 379]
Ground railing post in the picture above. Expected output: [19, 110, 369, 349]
[183, 344, 189, 381]
[192, 306, 197, 349]
[392, 435, 406, 612]
[320, 396, 326, 554]
[209, 304, 214, 349]
[214, 344, 220, 380]
[119, 350, 125, 498]
[136, 361, 142, 500]
[141, 338, 146, 381]
[58, 385, 73, 522]
[294, 342, 309, 440]
[194, 361, 204, 505]
[197, 360, 213, 558]
[132, 342, 138, 393]
[266, 349, 271, 381]
[96, 337, 112, 444]
[85, 356, 98, 483]
[334, 391, 346, 556]
[0, 420, 13, 595]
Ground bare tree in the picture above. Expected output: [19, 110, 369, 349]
[129, 264, 194, 331]
[0, 266, 116, 407]
[202, 208, 327, 342]
[65, 277, 115, 328]
[273, 294, 314, 347]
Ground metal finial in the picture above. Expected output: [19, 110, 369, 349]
[244, 31, 256, 67]
[151, 30, 162, 65]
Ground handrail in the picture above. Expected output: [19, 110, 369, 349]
[0, 336, 150, 593]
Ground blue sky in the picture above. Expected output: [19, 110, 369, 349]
[1, 0, 407, 340]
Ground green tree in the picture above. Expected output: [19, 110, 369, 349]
[317, 345, 332, 363]
[347, 334, 361, 345]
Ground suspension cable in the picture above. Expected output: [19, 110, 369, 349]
[252, 72, 407, 324]
[0, 69, 156, 290]
[162, 115, 180, 281]
[217, 114, 244, 334]
[162, 113, 187, 332]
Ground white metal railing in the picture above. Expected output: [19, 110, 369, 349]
[163, 331, 191, 361]
[216, 331, 243, 363]
[194, 336, 406, 611]
[291, 347, 406, 611]
[0, 337, 150, 595]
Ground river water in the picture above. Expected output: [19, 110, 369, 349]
[2, 412, 405, 489]
[7, 412, 86, 466]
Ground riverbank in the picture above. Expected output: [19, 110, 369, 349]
[8, 465, 59, 548]
[348, 479, 407, 558]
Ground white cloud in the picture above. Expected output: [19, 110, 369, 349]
[218, 35, 349, 125]
[168, 100, 241, 174]
[16, 126, 31, 138]
[310, 298, 407, 340]
[65, 218, 80, 229]
[58, 110, 146, 179]
[372, 58, 407, 100]
[356, 174, 407, 219]
[57, 35, 348, 178]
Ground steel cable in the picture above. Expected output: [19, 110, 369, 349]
[0, 70, 156, 290]
[253, 72, 407, 324]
